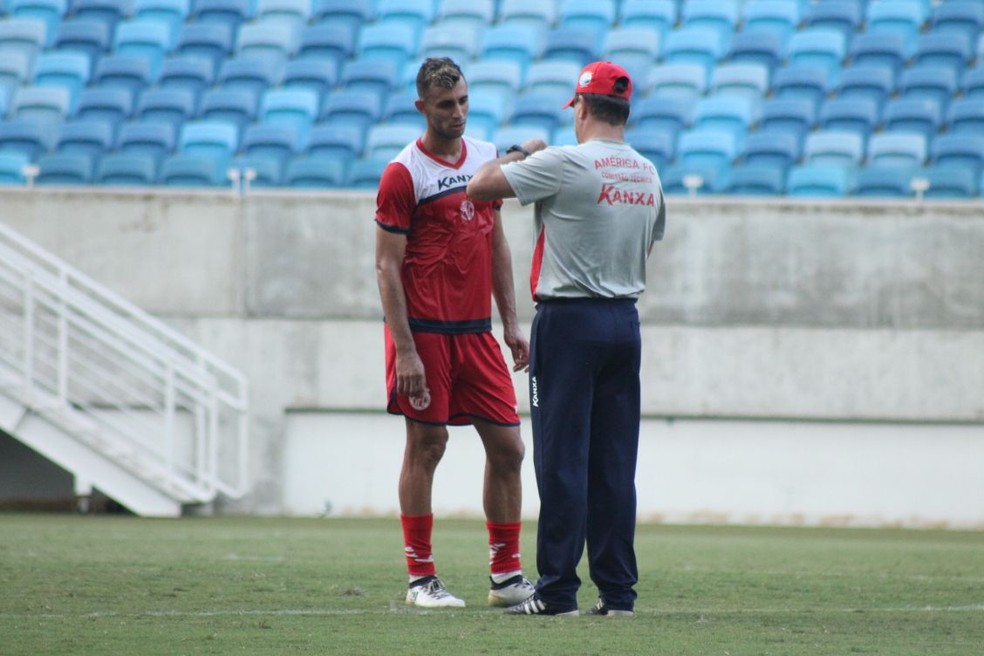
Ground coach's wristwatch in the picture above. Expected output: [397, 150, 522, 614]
[506, 144, 531, 159]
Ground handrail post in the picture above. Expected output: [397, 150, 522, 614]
[22, 275, 34, 404]
[164, 362, 176, 487]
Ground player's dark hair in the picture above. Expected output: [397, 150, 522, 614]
[579, 76, 631, 125]
[416, 57, 465, 99]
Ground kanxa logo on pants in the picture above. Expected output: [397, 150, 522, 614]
[531, 376, 539, 408]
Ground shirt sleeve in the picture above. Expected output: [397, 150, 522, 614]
[375, 162, 415, 234]
[500, 147, 566, 206]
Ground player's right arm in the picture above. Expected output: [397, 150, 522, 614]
[375, 227, 426, 400]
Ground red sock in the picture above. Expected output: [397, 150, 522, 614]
[487, 521, 522, 577]
[401, 514, 436, 579]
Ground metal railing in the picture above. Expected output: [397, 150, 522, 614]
[0, 220, 249, 503]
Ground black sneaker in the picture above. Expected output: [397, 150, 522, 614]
[504, 594, 579, 616]
[584, 598, 634, 617]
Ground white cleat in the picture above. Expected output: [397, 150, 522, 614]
[405, 576, 466, 608]
[488, 574, 536, 607]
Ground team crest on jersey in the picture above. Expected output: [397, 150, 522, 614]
[459, 199, 475, 221]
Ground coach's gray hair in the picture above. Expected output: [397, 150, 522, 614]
[416, 57, 465, 99]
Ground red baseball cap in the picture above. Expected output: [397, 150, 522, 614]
[563, 61, 633, 108]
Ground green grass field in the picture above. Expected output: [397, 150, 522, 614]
[1, 515, 982, 655]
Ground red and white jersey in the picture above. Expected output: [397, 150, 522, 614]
[375, 136, 502, 334]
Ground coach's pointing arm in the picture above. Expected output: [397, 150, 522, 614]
[467, 138, 548, 201]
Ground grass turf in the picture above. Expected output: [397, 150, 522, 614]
[1, 515, 982, 655]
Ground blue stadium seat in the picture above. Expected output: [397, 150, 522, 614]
[198, 88, 257, 130]
[136, 88, 196, 129]
[259, 88, 318, 142]
[619, 0, 676, 36]
[437, 0, 494, 33]
[771, 64, 829, 106]
[75, 87, 132, 124]
[94, 153, 158, 184]
[882, 98, 942, 140]
[255, 0, 311, 44]
[724, 29, 784, 71]
[297, 23, 354, 64]
[912, 33, 972, 72]
[725, 162, 786, 196]
[312, 0, 372, 35]
[601, 26, 661, 86]
[804, 130, 865, 167]
[465, 88, 510, 137]
[542, 25, 602, 67]
[848, 33, 907, 73]
[646, 63, 708, 102]
[175, 22, 233, 73]
[53, 18, 110, 62]
[282, 59, 336, 101]
[930, 0, 983, 45]
[693, 95, 758, 149]
[466, 60, 524, 97]
[0, 18, 47, 67]
[356, 22, 418, 70]
[239, 123, 297, 163]
[284, 154, 347, 187]
[498, 0, 556, 34]
[365, 123, 420, 160]
[419, 22, 481, 62]
[480, 25, 542, 76]
[92, 54, 154, 99]
[0, 118, 55, 159]
[216, 56, 283, 96]
[945, 98, 984, 136]
[31, 51, 90, 111]
[507, 91, 570, 134]
[741, 130, 801, 168]
[853, 165, 917, 198]
[897, 65, 958, 111]
[338, 59, 399, 103]
[159, 153, 226, 186]
[55, 119, 114, 157]
[117, 120, 176, 159]
[866, 0, 926, 44]
[9, 0, 65, 47]
[305, 123, 364, 160]
[158, 55, 214, 102]
[867, 133, 927, 168]
[659, 161, 728, 195]
[135, 0, 189, 38]
[178, 120, 239, 162]
[923, 165, 980, 199]
[742, 0, 801, 41]
[930, 134, 984, 171]
[682, 0, 740, 38]
[663, 27, 729, 74]
[552, 125, 577, 146]
[491, 125, 550, 155]
[759, 97, 817, 139]
[0, 53, 31, 100]
[624, 126, 675, 168]
[818, 97, 878, 138]
[558, 0, 614, 34]
[677, 128, 738, 179]
[803, 0, 862, 39]
[9, 86, 70, 124]
[710, 62, 770, 101]
[319, 89, 381, 137]
[525, 60, 582, 96]
[347, 156, 392, 188]
[233, 154, 283, 187]
[962, 67, 984, 100]
[235, 21, 296, 65]
[36, 153, 93, 184]
[834, 64, 895, 110]
[113, 19, 171, 79]
[631, 94, 694, 133]
[381, 92, 424, 128]
[786, 164, 854, 197]
[69, 0, 130, 32]
[189, 0, 249, 31]
[0, 151, 30, 184]
[376, 0, 434, 31]
[787, 28, 846, 83]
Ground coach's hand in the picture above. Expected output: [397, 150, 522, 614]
[504, 326, 530, 373]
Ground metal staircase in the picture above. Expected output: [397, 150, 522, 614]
[0, 220, 249, 516]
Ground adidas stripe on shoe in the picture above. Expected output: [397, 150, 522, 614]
[584, 599, 634, 617]
[488, 574, 535, 607]
[504, 594, 578, 616]
[405, 576, 465, 608]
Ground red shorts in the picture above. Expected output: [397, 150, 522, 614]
[385, 327, 520, 426]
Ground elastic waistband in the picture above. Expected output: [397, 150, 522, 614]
[536, 297, 637, 307]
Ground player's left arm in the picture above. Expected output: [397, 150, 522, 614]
[490, 209, 529, 373]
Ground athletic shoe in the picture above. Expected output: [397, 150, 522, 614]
[584, 599, 634, 617]
[405, 576, 466, 608]
[487, 574, 535, 607]
[504, 594, 579, 616]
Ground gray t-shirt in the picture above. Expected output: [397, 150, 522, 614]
[501, 138, 666, 301]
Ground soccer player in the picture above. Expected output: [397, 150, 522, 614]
[374, 57, 535, 609]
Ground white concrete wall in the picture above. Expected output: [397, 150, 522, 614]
[1, 187, 982, 524]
